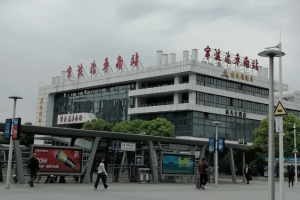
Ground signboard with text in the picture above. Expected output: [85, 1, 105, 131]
[4, 119, 12, 140]
[218, 137, 225, 152]
[12, 118, 21, 140]
[57, 113, 97, 125]
[113, 142, 136, 151]
[32, 146, 83, 174]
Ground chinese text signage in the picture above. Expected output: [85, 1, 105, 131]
[33, 146, 83, 174]
[221, 69, 254, 82]
[225, 110, 246, 118]
[113, 142, 136, 151]
[57, 113, 97, 125]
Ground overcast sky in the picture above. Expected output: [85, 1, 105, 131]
[0, 0, 299, 124]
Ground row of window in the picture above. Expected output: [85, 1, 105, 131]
[196, 92, 269, 115]
[196, 74, 269, 99]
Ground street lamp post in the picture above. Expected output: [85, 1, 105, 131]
[258, 49, 285, 200]
[212, 121, 221, 188]
[5, 96, 23, 189]
[293, 123, 298, 183]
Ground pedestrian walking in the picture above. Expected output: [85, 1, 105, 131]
[94, 158, 108, 190]
[288, 167, 295, 187]
[198, 158, 208, 189]
[27, 153, 40, 187]
[244, 164, 251, 184]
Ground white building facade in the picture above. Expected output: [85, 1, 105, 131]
[35, 48, 300, 144]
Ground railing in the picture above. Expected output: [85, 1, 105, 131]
[138, 102, 174, 108]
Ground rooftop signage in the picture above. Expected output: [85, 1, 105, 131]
[65, 52, 143, 81]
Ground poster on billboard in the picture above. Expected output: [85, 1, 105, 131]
[161, 153, 195, 175]
[4, 119, 12, 140]
[12, 118, 21, 140]
[218, 137, 225, 152]
[208, 137, 215, 153]
[32, 145, 83, 174]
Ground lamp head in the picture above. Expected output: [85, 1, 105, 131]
[258, 49, 285, 58]
[212, 121, 221, 125]
[8, 96, 23, 100]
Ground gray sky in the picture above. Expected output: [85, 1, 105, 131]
[0, 0, 299, 124]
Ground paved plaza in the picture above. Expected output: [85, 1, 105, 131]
[0, 179, 299, 200]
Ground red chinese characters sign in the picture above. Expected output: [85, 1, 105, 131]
[59, 114, 83, 125]
[67, 66, 72, 79]
[77, 63, 83, 77]
[116, 56, 123, 69]
[33, 146, 83, 174]
[103, 57, 109, 72]
[90, 61, 96, 75]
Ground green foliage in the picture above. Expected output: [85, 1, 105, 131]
[144, 118, 175, 137]
[83, 118, 175, 137]
[82, 118, 114, 132]
[251, 113, 300, 166]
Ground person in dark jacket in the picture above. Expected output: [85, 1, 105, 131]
[198, 158, 208, 189]
[244, 164, 251, 184]
[28, 153, 40, 187]
[288, 168, 295, 187]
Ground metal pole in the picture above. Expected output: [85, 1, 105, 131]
[243, 151, 246, 183]
[294, 124, 298, 183]
[268, 56, 275, 200]
[215, 124, 218, 188]
[5, 99, 17, 189]
[278, 41, 284, 200]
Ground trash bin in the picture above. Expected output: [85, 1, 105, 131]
[136, 168, 150, 183]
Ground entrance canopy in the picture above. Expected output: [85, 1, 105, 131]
[0, 123, 250, 150]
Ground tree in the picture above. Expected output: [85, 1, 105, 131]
[83, 118, 175, 138]
[251, 113, 300, 166]
[144, 118, 175, 137]
[82, 118, 114, 132]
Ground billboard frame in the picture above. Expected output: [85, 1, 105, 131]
[30, 145, 84, 176]
[160, 152, 195, 176]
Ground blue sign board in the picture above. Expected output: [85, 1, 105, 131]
[113, 142, 122, 151]
[4, 119, 12, 140]
[218, 137, 225, 152]
[265, 157, 300, 162]
[209, 137, 215, 153]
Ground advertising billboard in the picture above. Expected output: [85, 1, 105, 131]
[4, 119, 12, 140]
[12, 118, 21, 140]
[218, 137, 225, 152]
[32, 146, 83, 174]
[161, 153, 195, 175]
[209, 137, 215, 153]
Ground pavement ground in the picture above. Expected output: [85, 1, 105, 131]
[0, 179, 299, 200]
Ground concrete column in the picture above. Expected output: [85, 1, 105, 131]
[82, 137, 101, 183]
[174, 93, 179, 104]
[135, 97, 141, 108]
[148, 141, 158, 183]
[188, 91, 196, 104]
[170, 53, 176, 63]
[13, 140, 25, 184]
[174, 76, 182, 84]
[191, 49, 198, 62]
[189, 74, 197, 85]
[229, 148, 237, 184]
[183, 50, 189, 61]
[136, 81, 142, 90]
[156, 50, 163, 66]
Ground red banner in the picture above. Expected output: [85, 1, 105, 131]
[33, 147, 83, 173]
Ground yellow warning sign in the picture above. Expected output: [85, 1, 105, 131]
[274, 101, 287, 116]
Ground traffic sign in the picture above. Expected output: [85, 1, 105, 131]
[293, 148, 298, 154]
[274, 101, 287, 116]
